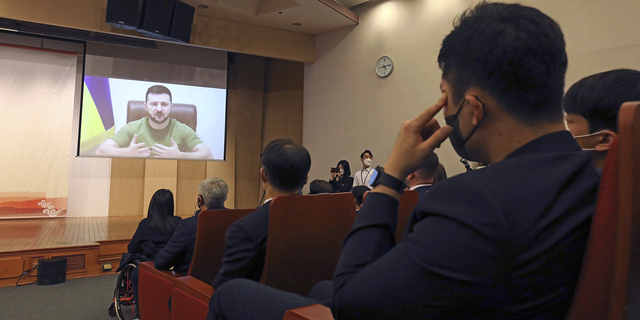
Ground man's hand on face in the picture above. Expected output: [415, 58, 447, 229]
[384, 93, 452, 181]
[127, 134, 151, 157]
[151, 138, 183, 158]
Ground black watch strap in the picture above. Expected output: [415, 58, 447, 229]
[371, 166, 405, 194]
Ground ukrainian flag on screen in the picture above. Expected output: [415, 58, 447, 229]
[80, 76, 116, 154]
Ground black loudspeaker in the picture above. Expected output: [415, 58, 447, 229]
[169, 1, 195, 43]
[106, 0, 143, 30]
[36, 258, 67, 286]
[139, 0, 175, 37]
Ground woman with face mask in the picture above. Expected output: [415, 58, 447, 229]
[329, 160, 354, 192]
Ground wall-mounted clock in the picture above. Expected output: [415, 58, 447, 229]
[376, 56, 394, 77]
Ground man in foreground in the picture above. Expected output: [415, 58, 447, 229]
[95, 85, 213, 159]
[207, 2, 600, 319]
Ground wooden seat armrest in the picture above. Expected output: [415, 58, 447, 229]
[139, 261, 182, 279]
[173, 276, 215, 302]
[284, 304, 334, 320]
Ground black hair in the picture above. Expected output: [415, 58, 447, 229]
[261, 138, 311, 193]
[433, 163, 448, 186]
[351, 185, 371, 206]
[360, 150, 373, 159]
[438, 1, 567, 125]
[146, 85, 173, 103]
[337, 160, 351, 178]
[416, 153, 439, 179]
[309, 179, 334, 194]
[147, 189, 178, 234]
[563, 69, 640, 133]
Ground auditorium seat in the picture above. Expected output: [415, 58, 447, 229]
[283, 102, 640, 320]
[170, 193, 356, 320]
[137, 208, 252, 320]
[396, 190, 419, 242]
[127, 100, 198, 131]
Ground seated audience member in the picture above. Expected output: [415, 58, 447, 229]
[432, 163, 447, 185]
[329, 160, 354, 192]
[206, 3, 600, 320]
[122, 189, 181, 313]
[351, 185, 370, 213]
[563, 68, 640, 170]
[211, 138, 311, 289]
[309, 179, 334, 194]
[352, 150, 374, 188]
[154, 177, 229, 275]
[405, 152, 439, 201]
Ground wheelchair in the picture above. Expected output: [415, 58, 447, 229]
[108, 262, 139, 320]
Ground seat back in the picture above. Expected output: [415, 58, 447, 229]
[396, 190, 419, 242]
[565, 137, 619, 320]
[187, 208, 254, 285]
[609, 101, 640, 320]
[261, 193, 356, 296]
[566, 101, 640, 320]
[126, 100, 197, 131]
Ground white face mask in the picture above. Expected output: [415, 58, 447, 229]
[340, 169, 344, 175]
[573, 130, 607, 151]
[363, 158, 373, 167]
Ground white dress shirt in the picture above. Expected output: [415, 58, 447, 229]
[353, 167, 375, 188]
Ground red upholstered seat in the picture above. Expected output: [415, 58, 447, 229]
[170, 193, 356, 320]
[396, 190, 419, 242]
[137, 208, 252, 320]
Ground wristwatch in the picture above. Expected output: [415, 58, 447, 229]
[371, 166, 405, 194]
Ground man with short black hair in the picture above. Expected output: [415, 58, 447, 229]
[211, 138, 311, 289]
[95, 85, 213, 159]
[207, 3, 600, 320]
[563, 69, 640, 170]
[405, 152, 439, 201]
[309, 179, 334, 194]
[351, 185, 370, 212]
[352, 150, 374, 188]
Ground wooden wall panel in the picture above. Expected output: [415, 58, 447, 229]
[176, 161, 206, 216]
[233, 54, 266, 209]
[142, 160, 178, 217]
[0, 0, 315, 63]
[191, 15, 314, 63]
[285, 61, 304, 144]
[108, 159, 145, 217]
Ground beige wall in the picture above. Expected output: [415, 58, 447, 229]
[303, 0, 640, 184]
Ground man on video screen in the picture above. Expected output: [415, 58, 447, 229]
[95, 85, 213, 159]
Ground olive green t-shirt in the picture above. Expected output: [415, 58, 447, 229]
[110, 117, 203, 156]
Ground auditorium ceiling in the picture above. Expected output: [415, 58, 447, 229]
[180, 0, 368, 35]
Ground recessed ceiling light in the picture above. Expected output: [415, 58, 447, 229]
[293, 22, 302, 26]
[198, 4, 208, 9]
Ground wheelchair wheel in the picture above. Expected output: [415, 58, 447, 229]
[113, 263, 138, 320]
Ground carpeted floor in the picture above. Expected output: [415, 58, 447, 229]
[0, 273, 122, 320]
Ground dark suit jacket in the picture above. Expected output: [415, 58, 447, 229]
[154, 206, 225, 275]
[331, 131, 600, 319]
[411, 184, 432, 202]
[127, 216, 182, 259]
[330, 177, 354, 193]
[212, 203, 270, 289]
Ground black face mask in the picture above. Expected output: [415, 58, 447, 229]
[444, 96, 485, 161]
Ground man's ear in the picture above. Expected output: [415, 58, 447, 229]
[406, 172, 415, 181]
[260, 167, 267, 183]
[465, 95, 485, 126]
[595, 130, 617, 152]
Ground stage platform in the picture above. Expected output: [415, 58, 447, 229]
[0, 216, 151, 287]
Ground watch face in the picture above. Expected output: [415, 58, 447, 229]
[369, 169, 379, 185]
[376, 56, 393, 77]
